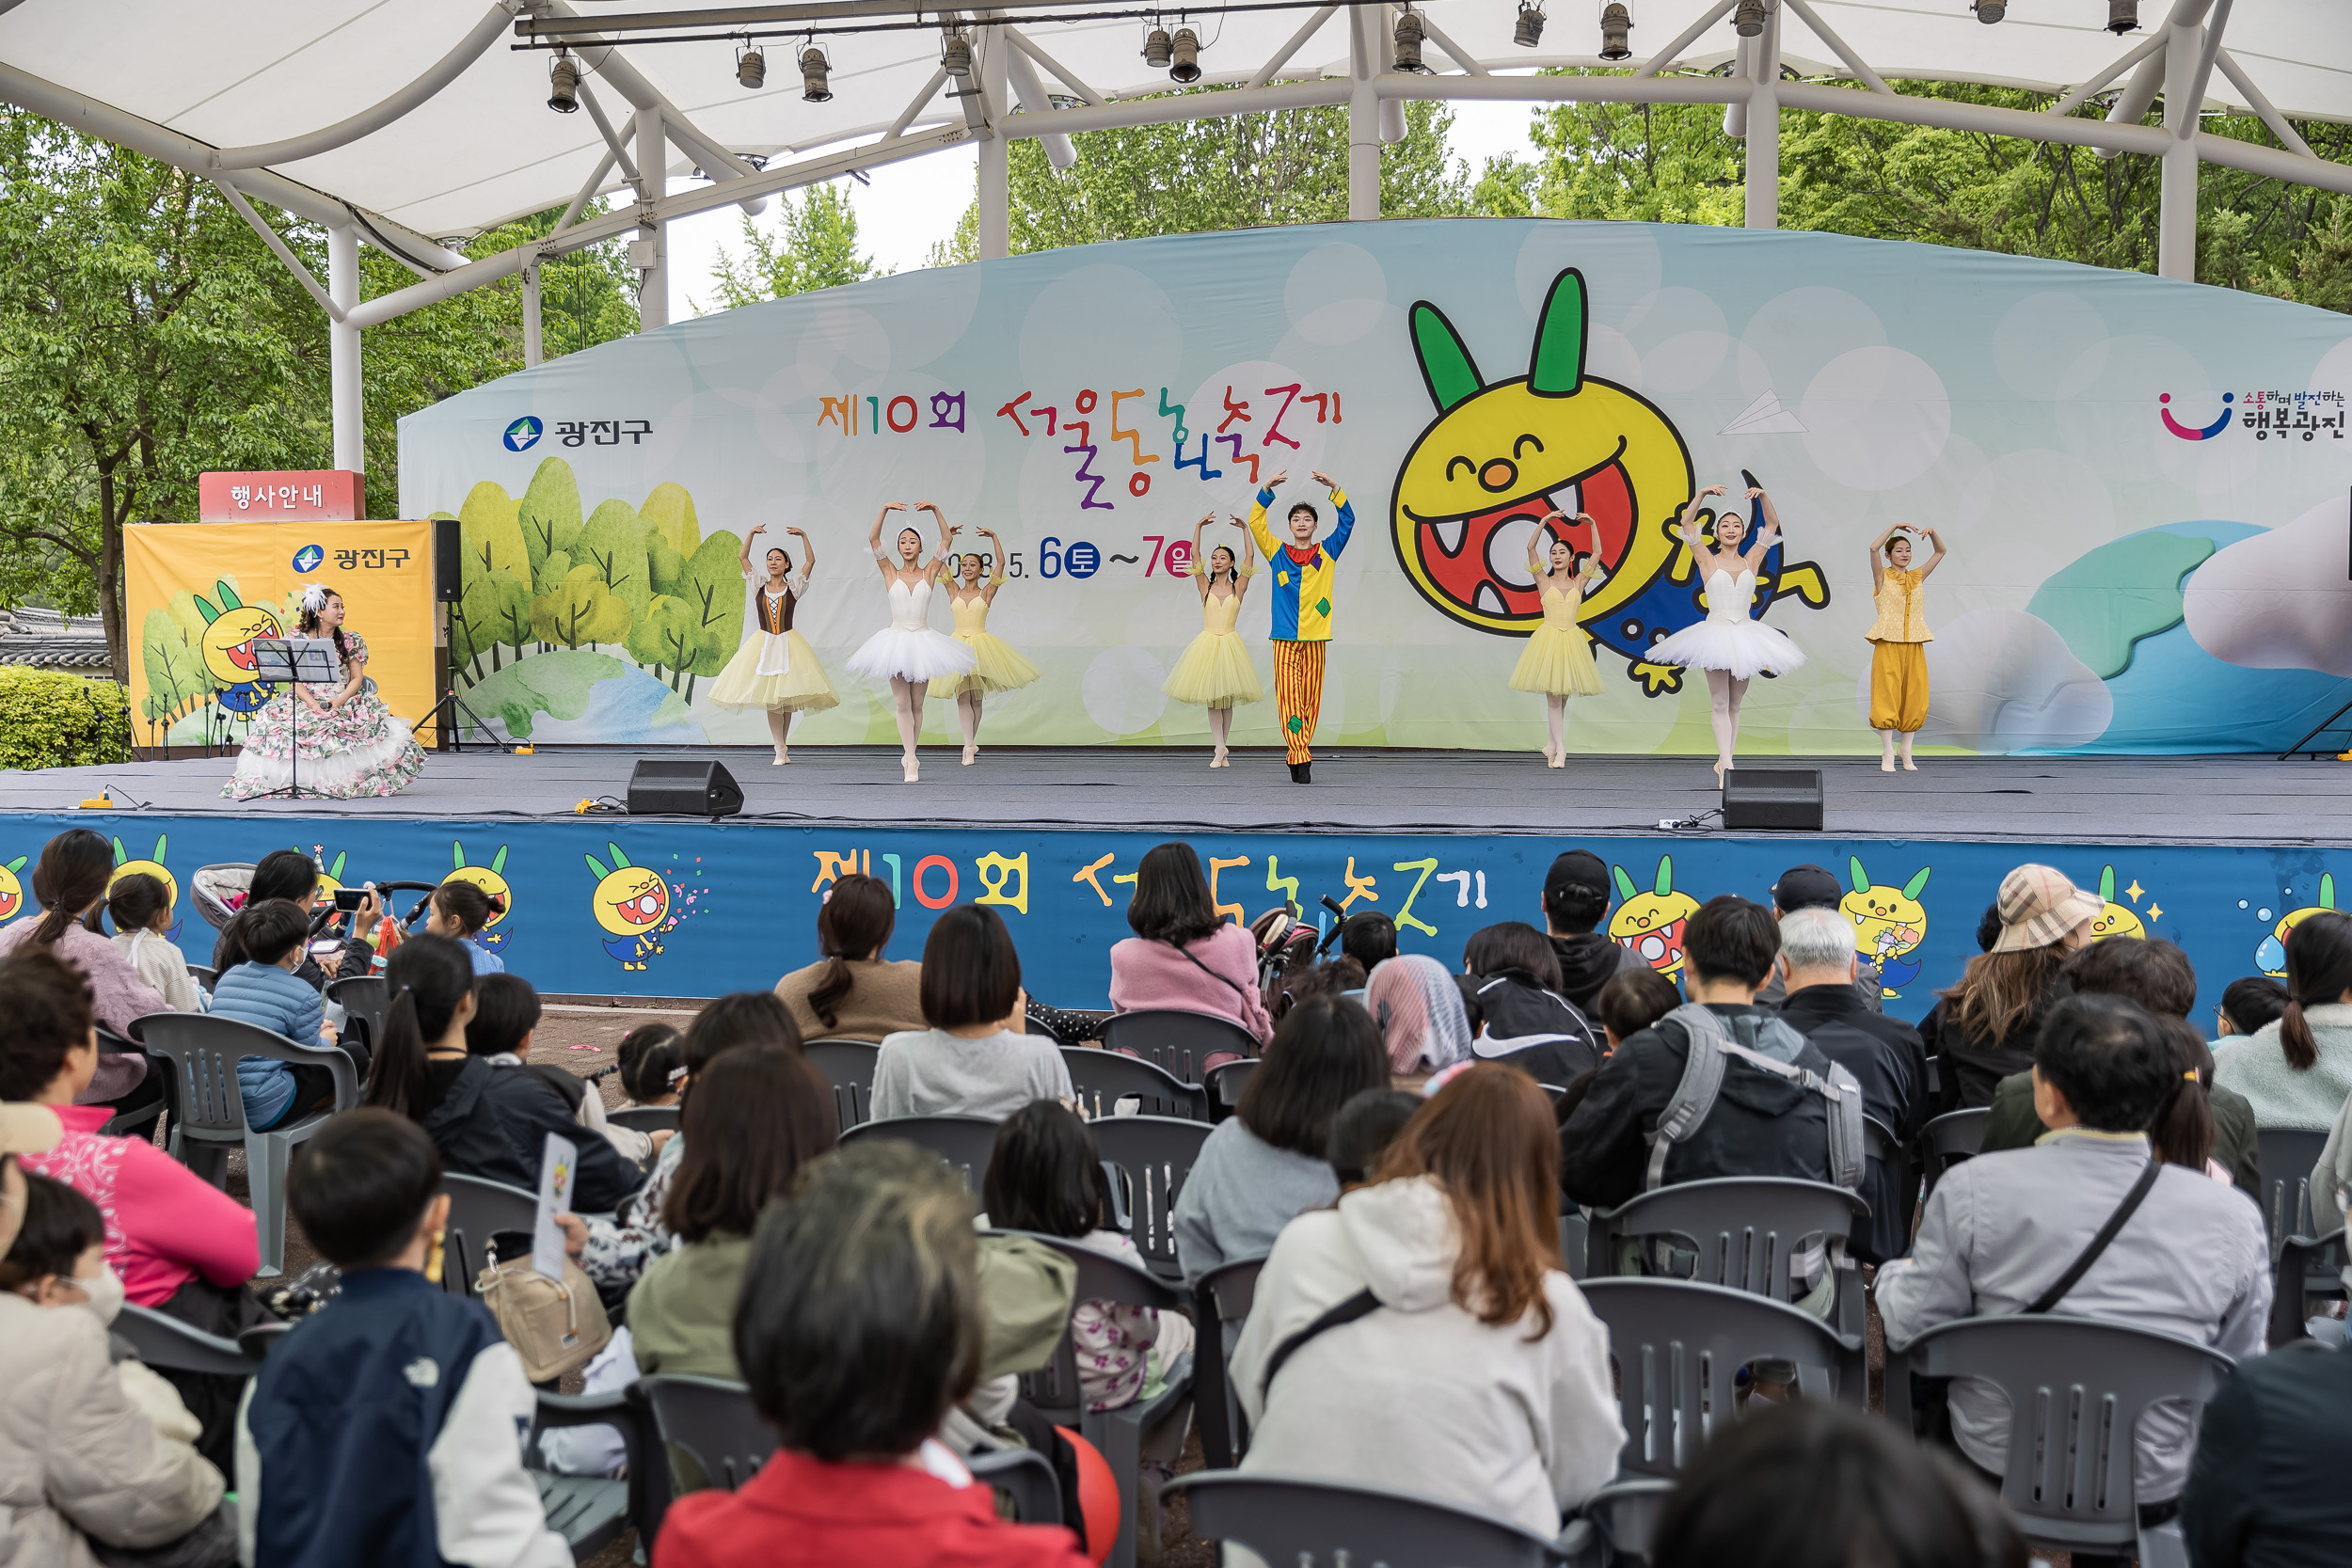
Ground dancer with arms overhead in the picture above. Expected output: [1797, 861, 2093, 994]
[1645, 484, 1805, 784]
[845, 502, 976, 783]
[932, 526, 1040, 767]
[1508, 511, 1605, 768]
[709, 522, 838, 765]
[1163, 514, 1263, 768]
[1865, 524, 1946, 773]
[1245, 469, 1353, 784]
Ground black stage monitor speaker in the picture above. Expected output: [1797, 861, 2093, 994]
[1722, 768, 1823, 832]
[433, 516, 462, 603]
[627, 758, 743, 817]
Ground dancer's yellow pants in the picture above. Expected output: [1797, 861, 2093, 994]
[1869, 641, 1928, 734]
[1272, 640, 1327, 765]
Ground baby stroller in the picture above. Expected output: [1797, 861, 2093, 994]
[192, 863, 443, 940]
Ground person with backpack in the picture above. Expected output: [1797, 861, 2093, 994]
[1876, 994, 2269, 1564]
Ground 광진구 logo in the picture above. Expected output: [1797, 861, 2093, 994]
[291, 544, 325, 574]
[503, 416, 544, 451]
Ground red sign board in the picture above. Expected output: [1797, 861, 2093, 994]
[199, 469, 364, 523]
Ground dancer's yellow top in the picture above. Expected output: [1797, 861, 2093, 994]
[1247, 483, 1353, 642]
[1866, 567, 1932, 643]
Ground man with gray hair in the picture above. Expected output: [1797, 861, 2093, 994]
[1774, 905, 1927, 1264]
[1754, 863, 1883, 1013]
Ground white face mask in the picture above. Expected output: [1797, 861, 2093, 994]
[74, 1263, 124, 1327]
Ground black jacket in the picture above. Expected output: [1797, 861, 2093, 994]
[1560, 1003, 1841, 1212]
[1548, 932, 1643, 1016]
[2181, 1339, 2352, 1568]
[478, 1056, 645, 1213]
[1468, 970, 1602, 1085]
[1776, 983, 1927, 1264]
[418, 1055, 534, 1190]
[1917, 979, 2070, 1115]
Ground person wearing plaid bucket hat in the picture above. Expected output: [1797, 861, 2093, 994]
[1919, 865, 2103, 1113]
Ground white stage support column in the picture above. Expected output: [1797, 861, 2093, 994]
[1744, 5, 1780, 230]
[521, 259, 544, 367]
[634, 105, 668, 329]
[1347, 6, 1379, 220]
[327, 223, 363, 474]
[978, 28, 1010, 259]
[2159, 21, 2201, 280]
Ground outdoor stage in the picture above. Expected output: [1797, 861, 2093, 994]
[2, 750, 2341, 1018]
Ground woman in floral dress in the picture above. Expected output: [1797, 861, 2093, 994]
[223, 584, 426, 800]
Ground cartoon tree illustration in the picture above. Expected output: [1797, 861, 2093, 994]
[640, 482, 702, 560]
[458, 483, 529, 580]
[575, 499, 651, 626]
[532, 563, 632, 649]
[518, 457, 584, 582]
[625, 594, 699, 688]
[673, 531, 745, 704]
[136, 607, 209, 745]
[453, 566, 532, 682]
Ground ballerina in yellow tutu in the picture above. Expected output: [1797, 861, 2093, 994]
[708, 522, 840, 764]
[1508, 511, 1605, 768]
[931, 524, 1041, 766]
[1163, 514, 1263, 768]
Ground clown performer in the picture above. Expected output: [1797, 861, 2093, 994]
[845, 501, 977, 784]
[708, 522, 839, 766]
[930, 524, 1041, 768]
[1645, 483, 1806, 785]
[1245, 468, 1354, 784]
[1507, 510, 1606, 768]
[1865, 524, 1946, 772]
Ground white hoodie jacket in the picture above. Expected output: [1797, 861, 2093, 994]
[1230, 1176, 1623, 1540]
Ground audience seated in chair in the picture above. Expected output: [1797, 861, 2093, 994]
[421, 880, 505, 976]
[774, 873, 927, 1045]
[0, 829, 166, 1105]
[465, 974, 645, 1213]
[873, 905, 1073, 1120]
[2216, 911, 2352, 1132]
[2180, 1333, 2352, 1568]
[1752, 863, 1884, 1013]
[107, 873, 206, 1016]
[1653, 1402, 2027, 1568]
[1232, 1066, 1621, 1541]
[238, 1110, 571, 1568]
[1541, 849, 1646, 1015]
[1172, 994, 1388, 1285]
[0, 1163, 234, 1568]
[1461, 921, 1603, 1085]
[628, 1042, 838, 1380]
[209, 847, 377, 997]
[1875, 993, 2270, 1562]
[1366, 954, 1475, 1077]
[2214, 974, 2289, 1045]
[603, 1022, 684, 1167]
[363, 935, 533, 1191]
[1326, 1087, 1421, 1191]
[1105, 842, 1274, 1046]
[208, 899, 354, 1132]
[1917, 864, 2097, 1113]
[1592, 967, 1681, 1058]
[653, 1138, 1089, 1568]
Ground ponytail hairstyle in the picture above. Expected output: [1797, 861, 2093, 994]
[362, 934, 478, 1121]
[2279, 911, 2352, 1072]
[806, 873, 895, 1031]
[431, 879, 501, 939]
[297, 583, 352, 671]
[27, 829, 111, 947]
[617, 1022, 684, 1103]
[2148, 1017, 2217, 1173]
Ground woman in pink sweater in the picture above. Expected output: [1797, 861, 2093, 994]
[0, 830, 167, 1105]
[1106, 842, 1274, 1045]
[0, 951, 257, 1311]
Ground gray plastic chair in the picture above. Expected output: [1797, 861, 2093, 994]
[1091, 1115, 1211, 1282]
[1560, 1212, 1590, 1281]
[998, 1230, 1194, 1568]
[186, 964, 217, 994]
[139, 1012, 359, 1275]
[2255, 1127, 2328, 1248]
[968, 1445, 1064, 1527]
[440, 1173, 540, 1302]
[1588, 1177, 1872, 1337]
[1582, 1277, 1866, 1478]
[1097, 1010, 1258, 1084]
[839, 1114, 1001, 1191]
[1063, 1047, 1211, 1122]
[607, 1104, 679, 1134]
[1565, 1476, 1677, 1568]
[2268, 1225, 2348, 1346]
[1204, 1058, 1254, 1123]
[641, 1373, 775, 1537]
[1192, 1254, 1266, 1469]
[115, 1303, 264, 1377]
[1883, 1314, 2234, 1559]
[1166, 1471, 1561, 1568]
[803, 1038, 881, 1130]
[325, 975, 388, 1060]
[528, 1386, 649, 1561]
[1918, 1108, 1990, 1195]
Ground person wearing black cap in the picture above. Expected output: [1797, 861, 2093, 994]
[1754, 863, 1882, 1014]
[1541, 850, 1644, 1015]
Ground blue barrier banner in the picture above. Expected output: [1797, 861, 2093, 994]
[12, 812, 2339, 1023]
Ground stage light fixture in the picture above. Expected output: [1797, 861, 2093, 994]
[942, 29, 973, 77]
[1143, 24, 1172, 67]
[801, 46, 832, 102]
[1168, 26, 1201, 83]
[547, 52, 580, 114]
[1733, 0, 1764, 39]
[1514, 2, 1546, 48]
[2106, 0, 2137, 31]
[736, 45, 766, 89]
[1393, 9, 1429, 72]
[1970, 0, 2005, 20]
[1598, 2, 1632, 59]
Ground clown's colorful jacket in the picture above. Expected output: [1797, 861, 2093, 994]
[1247, 483, 1353, 642]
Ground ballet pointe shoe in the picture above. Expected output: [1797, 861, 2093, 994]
[961, 742, 977, 766]
[772, 747, 789, 767]
[901, 752, 919, 784]
[1211, 746, 1229, 768]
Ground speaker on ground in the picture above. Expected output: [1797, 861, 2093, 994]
[626, 759, 744, 817]
[1722, 768, 1823, 831]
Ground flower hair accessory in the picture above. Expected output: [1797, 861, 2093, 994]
[299, 584, 330, 614]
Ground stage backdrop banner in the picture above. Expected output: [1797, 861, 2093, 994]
[397, 219, 2352, 754]
[124, 521, 438, 751]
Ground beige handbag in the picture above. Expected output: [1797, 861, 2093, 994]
[476, 1241, 612, 1382]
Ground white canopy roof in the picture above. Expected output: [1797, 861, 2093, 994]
[1, 0, 2344, 252]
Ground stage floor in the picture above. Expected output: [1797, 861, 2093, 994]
[8, 748, 2343, 845]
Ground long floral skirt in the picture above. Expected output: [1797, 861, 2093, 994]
[223, 684, 427, 800]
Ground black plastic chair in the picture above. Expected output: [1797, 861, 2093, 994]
[115, 1303, 265, 1377]
[1587, 1177, 1872, 1338]
[2255, 1127, 2328, 1249]
[641, 1374, 775, 1538]
[1063, 1048, 1211, 1122]
[1192, 1255, 1266, 1469]
[1091, 1115, 1210, 1282]
[1559, 1212, 1589, 1282]
[326, 975, 388, 1060]
[1204, 1058, 1254, 1123]
[95, 1024, 166, 1140]
[803, 1038, 881, 1131]
[607, 1105, 679, 1134]
[1097, 1010, 1258, 1085]
[140, 1012, 360, 1275]
[1166, 1471, 1561, 1568]
[2267, 1225, 2348, 1346]
[1560, 1476, 1676, 1568]
[441, 1173, 540, 1302]
[1582, 1277, 1865, 1478]
[529, 1386, 651, 1561]
[1917, 1108, 1990, 1196]
[1860, 1113, 1909, 1257]
[839, 1114, 1001, 1192]
[968, 1445, 1064, 1527]
[1884, 1315, 2233, 1560]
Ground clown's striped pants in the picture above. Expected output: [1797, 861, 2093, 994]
[1272, 640, 1327, 765]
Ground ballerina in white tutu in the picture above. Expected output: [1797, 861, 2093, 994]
[1646, 483, 1806, 784]
[844, 500, 977, 783]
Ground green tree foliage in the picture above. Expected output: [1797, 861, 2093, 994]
[575, 499, 651, 624]
[672, 531, 747, 704]
[532, 563, 631, 649]
[625, 594, 699, 684]
[518, 455, 586, 580]
[704, 183, 880, 308]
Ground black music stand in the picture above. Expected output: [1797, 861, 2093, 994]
[246, 639, 339, 801]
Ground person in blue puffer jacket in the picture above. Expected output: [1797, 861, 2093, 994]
[207, 899, 347, 1131]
